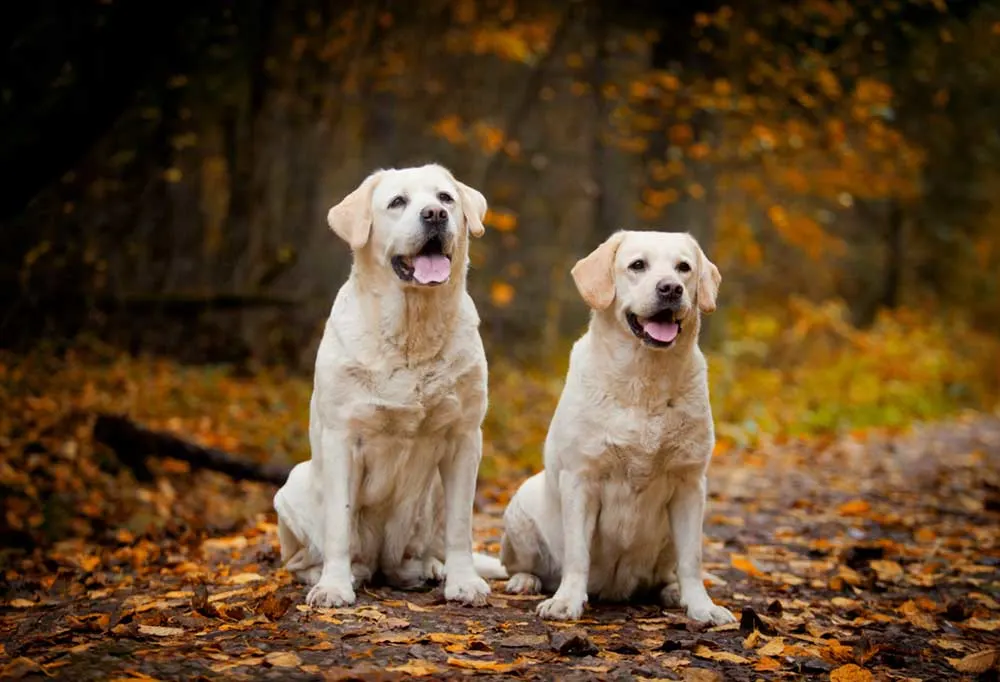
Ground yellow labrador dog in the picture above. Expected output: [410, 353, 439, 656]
[500, 230, 735, 624]
[274, 164, 504, 608]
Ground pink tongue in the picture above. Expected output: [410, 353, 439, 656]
[643, 320, 679, 343]
[412, 254, 451, 284]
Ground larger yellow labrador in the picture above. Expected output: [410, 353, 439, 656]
[500, 230, 735, 624]
[274, 164, 504, 608]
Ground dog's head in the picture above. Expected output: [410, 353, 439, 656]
[327, 164, 487, 288]
[571, 230, 721, 349]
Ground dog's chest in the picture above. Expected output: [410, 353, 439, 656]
[348, 363, 465, 438]
[600, 404, 704, 485]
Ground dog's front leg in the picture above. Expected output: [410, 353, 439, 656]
[537, 470, 594, 620]
[668, 471, 735, 625]
[306, 427, 356, 607]
[440, 429, 490, 606]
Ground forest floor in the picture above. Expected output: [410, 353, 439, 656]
[1, 352, 1000, 681]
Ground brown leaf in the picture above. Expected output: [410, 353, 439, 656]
[137, 625, 185, 637]
[386, 660, 441, 676]
[869, 560, 903, 583]
[898, 599, 937, 631]
[682, 669, 723, 682]
[947, 649, 1000, 674]
[498, 634, 548, 648]
[965, 618, 1000, 632]
[257, 593, 292, 621]
[550, 628, 598, 657]
[829, 663, 873, 682]
[263, 651, 301, 668]
[758, 637, 786, 657]
[692, 645, 749, 664]
[446, 656, 529, 672]
[7, 599, 37, 609]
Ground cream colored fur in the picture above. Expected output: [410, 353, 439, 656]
[273, 164, 504, 609]
[499, 230, 734, 624]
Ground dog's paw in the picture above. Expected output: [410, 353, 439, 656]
[686, 601, 736, 625]
[505, 572, 542, 595]
[660, 582, 682, 608]
[423, 557, 445, 583]
[306, 580, 356, 608]
[536, 595, 586, 621]
[445, 573, 490, 606]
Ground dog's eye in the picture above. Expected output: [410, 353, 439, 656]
[676, 261, 692, 273]
[628, 259, 646, 272]
[388, 195, 407, 209]
[437, 192, 454, 204]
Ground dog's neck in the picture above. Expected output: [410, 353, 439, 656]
[588, 309, 702, 407]
[349, 259, 467, 365]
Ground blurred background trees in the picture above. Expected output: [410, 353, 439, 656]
[2, 0, 998, 370]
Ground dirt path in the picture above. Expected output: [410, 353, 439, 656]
[2, 417, 999, 680]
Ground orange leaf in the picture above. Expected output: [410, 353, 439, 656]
[490, 281, 515, 308]
[830, 663, 874, 682]
[837, 499, 870, 516]
[731, 553, 765, 577]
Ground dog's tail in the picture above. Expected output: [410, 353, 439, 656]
[473, 552, 508, 580]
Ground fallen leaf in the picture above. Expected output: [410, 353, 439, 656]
[264, 652, 301, 668]
[930, 638, 967, 652]
[137, 625, 185, 637]
[226, 572, 264, 585]
[405, 601, 432, 612]
[898, 599, 937, 630]
[386, 661, 442, 676]
[947, 649, 999, 674]
[446, 656, 528, 672]
[758, 637, 786, 657]
[837, 499, 870, 516]
[869, 560, 903, 582]
[692, 645, 749, 664]
[830, 663, 874, 682]
[7, 598, 36, 608]
[682, 669, 722, 682]
[550, 628, 598, 657]
[965, 618, 1000, 632]
[755, 655, 782, 671]
[731, 554, 765, 577]
[498, 634, 548, 648]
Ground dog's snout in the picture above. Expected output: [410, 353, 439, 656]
[656, 280, 683, 300]
[420, 205, 448, 227]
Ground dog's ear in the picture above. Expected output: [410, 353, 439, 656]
[690, 235, 721, 314]
[327, 171, 383, 250]
[456, 180, 487, 238]
[572, 231, 626, 310]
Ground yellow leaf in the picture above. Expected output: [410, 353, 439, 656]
[490, 281, 515, 308]
[758, 637, 785, 657]
[947, 649, 999, 674]
[264, 652, 301, 668]
[692, 645, 749, 664]
[427, 633, 476, 645]
[163, 168, 183, 183]
[730, 553, 765, 577]
[755, 656, 782, 671]
[966, 618, 1000, 632]
[446, 656, 528, 672]
[405, 601, 432, 612]
[7, 599, 36, 608]
[836, 499, 870, 516]
[386, 660, 442, 676]
[870, 560, 903, 583]
[898, 599, 937, 631]
[830, 663, 874, 682]
[137, 625, 185, 637]
[225, 572, 264, 585]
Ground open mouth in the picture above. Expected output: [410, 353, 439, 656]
[391, 236, 452, 286]
[626, 308, 682, 348]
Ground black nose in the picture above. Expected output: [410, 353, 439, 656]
[657, 280, 683, 300]
[420, 205, 448, 227]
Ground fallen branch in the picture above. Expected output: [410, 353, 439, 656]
[93, 413, 292, 486]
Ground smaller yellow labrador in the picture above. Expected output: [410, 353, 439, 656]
[500, 230, 735, 624]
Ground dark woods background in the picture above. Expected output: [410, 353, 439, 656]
[2, 0, 999, 370]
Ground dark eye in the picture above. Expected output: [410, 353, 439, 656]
[388, 195, 407, 209]
[676, 261, 692, 273]
[437, 192, 454, 204]
[628, 259, 646, 272]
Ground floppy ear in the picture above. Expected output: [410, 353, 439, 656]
[693, 238, 721, 314]
[327, 171, 383, 250]
[456, 180, 487, 238]
[571, 231, 626, 310]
